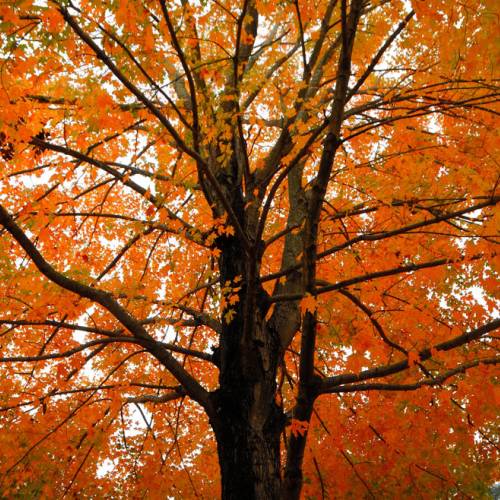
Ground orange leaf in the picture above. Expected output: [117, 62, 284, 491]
[290, 419, 309, 437]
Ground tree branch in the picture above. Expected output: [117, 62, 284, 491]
[126, 386, 186, 405]
[0, 205, 212, 412]
[270, 253, 487, 302]
[322, 356, 499, 393]
[318, 318, 500, 393]
[338, 289, 407, 354]
[55, 2, 205, 164]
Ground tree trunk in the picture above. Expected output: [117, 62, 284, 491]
[210, 230, 285, 499]
[211, 400, 283, 499]
[210, 299, 285, 500]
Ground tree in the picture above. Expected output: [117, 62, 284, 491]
[0, 0, 498, 497]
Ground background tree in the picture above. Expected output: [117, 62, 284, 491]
[0, 0, 498, 497]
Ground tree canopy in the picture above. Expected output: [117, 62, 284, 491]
[0, 0, 498, 498]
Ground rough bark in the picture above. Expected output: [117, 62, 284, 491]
[211, 380, 283, 499]
[210, 228, 285, 499]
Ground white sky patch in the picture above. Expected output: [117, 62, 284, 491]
[96, 458, 118, 479]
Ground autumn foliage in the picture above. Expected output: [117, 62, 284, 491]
[0, 0, 498, 498]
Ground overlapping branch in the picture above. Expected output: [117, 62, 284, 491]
[270, 253, 487, 303]
[323, 357, 499, 393]
[318, 318, 500, 393]
[0, 205, 212, 412]
[0, 319, 213, 361]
